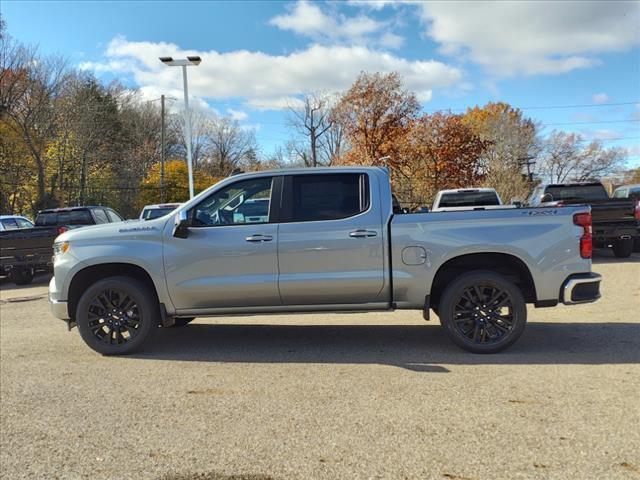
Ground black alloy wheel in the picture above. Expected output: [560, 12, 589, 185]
[439, 271, 527, 353]
[76, 277, 158, 355]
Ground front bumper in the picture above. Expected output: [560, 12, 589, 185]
[50, 298, 70, 320]
[561, 272, 602, 305]
[49, 276, 70, 320]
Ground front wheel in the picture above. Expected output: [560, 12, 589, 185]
[438, 271, 527, 353]
[612, 238, 633, 258]
[76, 277, 159, 355]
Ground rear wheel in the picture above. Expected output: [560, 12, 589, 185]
[76, 277, 159, 355]
[612, 238, 633, 258]
[438, 271, 527, 353]
[9, 267, 34, 285]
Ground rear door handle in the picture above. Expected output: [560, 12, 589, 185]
[349, 230, 377, 238]
[245, 234, 273, 243]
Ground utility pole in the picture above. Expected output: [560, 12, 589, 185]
[160, 94, 165, 203]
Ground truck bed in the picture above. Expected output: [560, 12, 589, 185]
[0, 227, 59, 274]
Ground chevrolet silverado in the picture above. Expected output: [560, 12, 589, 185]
[49, 167, 602, 355]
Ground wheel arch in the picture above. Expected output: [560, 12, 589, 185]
[430, 252, 537, 309]
[67, 263, 159, 321]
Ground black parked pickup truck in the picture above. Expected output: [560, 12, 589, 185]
[528, 182, 640, 258]
[0, 206, 124, 285]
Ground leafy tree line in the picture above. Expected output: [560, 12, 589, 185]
[1, 20, 632, 217]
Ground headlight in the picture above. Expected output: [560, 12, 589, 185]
[53, 241, 70, 256]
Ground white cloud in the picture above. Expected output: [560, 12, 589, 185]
[246, 97, 305, 110]
[592, 93, 611, 104]
[582, 129, 624, 140]
[227, 108, 248, 121]
[379, 32, 405, 49]
[346, 0, 397, 10]
[416, 1, 640, 76]
[270, 0, 404, 49]
[81, 36, 462, 110]
[625, 145, 640, 156]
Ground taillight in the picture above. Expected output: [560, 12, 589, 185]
[57, 226, 68, 235]
[573, 212, 592, 259]
[635, 200, 640, 221]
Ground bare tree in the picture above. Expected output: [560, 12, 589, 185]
[204, 116, 257, 176]
[287, 92, 334, 167]
[539, 131, 626, 183]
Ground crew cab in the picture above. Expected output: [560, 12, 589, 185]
[527, 182, 639, 258]
[49, 167, 601, 355]
[431, 188, 509, 212]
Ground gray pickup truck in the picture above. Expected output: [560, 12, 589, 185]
[49, 167, 601, 355]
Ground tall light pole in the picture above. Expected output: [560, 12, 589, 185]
[159, 55, 201, 199]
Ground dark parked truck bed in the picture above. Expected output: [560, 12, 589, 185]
[528, 182, 639, 258]
[0, 226, 59, 284]
[1, 206, 125, 285]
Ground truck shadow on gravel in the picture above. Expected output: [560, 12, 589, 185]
[133, 322, 640, 372]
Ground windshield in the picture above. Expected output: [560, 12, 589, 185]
[545, 185, 608, 202]
[438, 192, 500, 208]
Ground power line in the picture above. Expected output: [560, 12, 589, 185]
[515, 101, 638, 110]
[542, 119, 640, 126]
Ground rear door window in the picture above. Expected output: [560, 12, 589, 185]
[93, 209, 109, 224]
[282, 173, 369, 222]
[16, 218, 33, 228]
[1, 218, 19, 230]
[106, 209, 123, 222]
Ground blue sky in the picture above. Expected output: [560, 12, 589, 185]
[3, 0, 640, 167]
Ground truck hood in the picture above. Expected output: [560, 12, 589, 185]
[56, 217, 170, 243]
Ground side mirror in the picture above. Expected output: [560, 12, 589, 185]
[541, 193, 553, 203]
[173, 210, 191, 239]
[510, 198, 522, 207]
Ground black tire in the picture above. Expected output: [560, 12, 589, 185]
[76, 276, 159, 355]
[633, 237, 640, 253]
[612, 238, 633, 258]
[170, 317, 195, 327]
[438, 270, 527, 354]
[9, 267, 34, 286]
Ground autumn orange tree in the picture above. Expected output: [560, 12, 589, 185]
[334, 71, 420, 169]
[137, 160, 222, 210]
[397, 112, 488, 207]
[463, 102, 539, 202]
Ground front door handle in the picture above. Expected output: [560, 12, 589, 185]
[245, 234, 273, 243]
[349, 230, 377, 238]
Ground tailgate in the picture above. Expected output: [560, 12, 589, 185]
[589, 200, 636, 223]
[0, 227, 58, 266]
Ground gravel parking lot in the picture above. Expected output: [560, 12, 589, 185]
[1, 250, 639, 480]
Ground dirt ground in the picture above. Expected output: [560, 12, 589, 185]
[1, 249, 639, 480]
